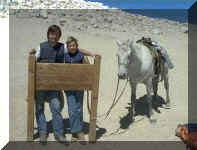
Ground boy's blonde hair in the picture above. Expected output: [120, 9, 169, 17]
[66, 36, 78, 47]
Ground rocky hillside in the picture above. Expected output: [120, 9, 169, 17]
[2, 0, 188, 34]
[0, 0, 109, 17]
[20, 9, 188, 35]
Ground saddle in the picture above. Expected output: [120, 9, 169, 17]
[137, 37, 163, 79]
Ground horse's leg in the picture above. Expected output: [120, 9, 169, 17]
[152, 77, 159, 98]
[130, 81, 137, 121]
[146, 78, 153, 119]
[152, 76, 161, 113]
[163, 64, 170, 108]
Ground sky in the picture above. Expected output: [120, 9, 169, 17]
[89, 0, 197, 9]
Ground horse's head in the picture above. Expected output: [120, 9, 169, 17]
[116, 39, 133, 80]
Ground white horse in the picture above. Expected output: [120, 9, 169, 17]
[116, 39, 170, 121]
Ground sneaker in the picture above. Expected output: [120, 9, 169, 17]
[77, 132, 88, 145]
[55, 135, 69, 145]
[71, 133, 78, 143]
[39, 134, 47, 145]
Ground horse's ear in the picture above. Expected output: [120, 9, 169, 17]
[126, 39, 130, 43]
[128, 48, 132, 55]
[127, 39, 132, 46]
[116, 40, 122, 47]
[127, 39, 132, 55]
[128, 39, 134, 49]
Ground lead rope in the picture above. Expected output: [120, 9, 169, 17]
[87, 90, 91, 114]
[102, 117, 145, 137]
[86, 77, 129, 122]
[85, 77, 145, 138]
[104, 78, 129, 120]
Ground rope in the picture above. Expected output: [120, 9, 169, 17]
[87, 90, 91, 114]
[86, 77, 129, 122]
[104, 78, 129, 119]
[102, 117, 144, 137]
[96, 78, 120, 118]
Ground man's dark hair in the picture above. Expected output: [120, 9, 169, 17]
[47, 25, 62, 39]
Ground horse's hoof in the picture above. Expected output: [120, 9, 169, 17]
[129, 115, 135, 123]
[155, 108, 161, 113]
[131, 117, 135, 123]
[164, 103, 171, 109]
[149, 118, 157, 125]
[149, 111, 154, 117]
[148, 111, 157, 124]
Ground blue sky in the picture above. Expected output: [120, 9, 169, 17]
[89, 0, 197, 9]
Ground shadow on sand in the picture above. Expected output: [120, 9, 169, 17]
[119, 95, 166, 129]
[33, 118, 106, 140]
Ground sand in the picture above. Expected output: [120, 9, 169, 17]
[10, 10, 189, 141]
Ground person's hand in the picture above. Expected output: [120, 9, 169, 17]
[91, 53, 100, 57]
[29, 48, 36, 55]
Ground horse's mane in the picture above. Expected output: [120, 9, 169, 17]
[129, 40, 149, 57]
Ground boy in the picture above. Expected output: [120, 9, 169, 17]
[64, 36, 87, 144]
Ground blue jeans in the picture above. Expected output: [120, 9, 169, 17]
[35, 91, 64, 136]
[64, 90, 84, 133]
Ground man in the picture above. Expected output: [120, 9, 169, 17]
[30, 25, 97, 145]
[175, 124, 197, 150]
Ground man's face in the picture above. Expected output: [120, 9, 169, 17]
[67, 41, 78, 54]
[48, 32, 60, 44]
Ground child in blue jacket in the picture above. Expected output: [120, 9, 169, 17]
[64, 36, 87, 144]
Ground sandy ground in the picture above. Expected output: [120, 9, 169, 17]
[10, 12, 189, 141]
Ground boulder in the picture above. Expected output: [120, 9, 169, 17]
[152, 28, 163, 35]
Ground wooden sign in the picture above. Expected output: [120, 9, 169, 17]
[27, 55, 101, 142]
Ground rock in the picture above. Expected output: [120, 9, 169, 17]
[76, 25, 81, 30]
[40, 9, 48, 19]
[184, 30, 188, 34]
[93, 24, 99, 28]
[104, 18, 112, 23]
[180, 26, 188, 34]
[0, 0, 109, 18]
[90, 19, 96, 25]
[152, 29, 163, 35]
[0, 12, 7, 18]
[9, 9, 16, 15]
[16, 10, 31, 18]
[59, 18, 66, 25]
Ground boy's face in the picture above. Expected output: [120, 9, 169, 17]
[67, 41, 78, 54]
[48, 32, 60, 44]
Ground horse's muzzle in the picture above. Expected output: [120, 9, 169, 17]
[118, 73, 128, 80]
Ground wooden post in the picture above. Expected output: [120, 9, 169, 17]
[27, 54, 36, 141]
[89, 56, 101, 142]
[83, 56, 90, 64]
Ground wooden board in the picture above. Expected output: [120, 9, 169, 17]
[36, 63, 95, 90]
[27, 55, 101, 142]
